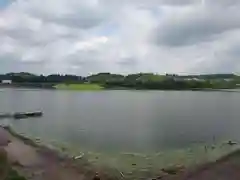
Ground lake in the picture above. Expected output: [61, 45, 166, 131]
[1, 88, 240, 176]
[0, 88, 239, 152]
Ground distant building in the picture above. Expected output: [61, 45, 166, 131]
[173, 77, 206, 82]
[223, 78, 233, 82]
[192, 78, 206, 82]
[1, 80, 12, 84]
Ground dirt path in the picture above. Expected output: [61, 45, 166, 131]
[0, 127, 114, 180]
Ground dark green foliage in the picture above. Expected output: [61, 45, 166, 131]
[0, 72, 84, 83]
[0, 149, 26, 180]
[6, 169, 26, 180]
[179, 74, 236, 79]
[0, 72, 239, 90]
[0, 149, 8, 179]
[87, 73, 124, 83]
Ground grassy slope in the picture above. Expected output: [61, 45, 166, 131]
[55, 83, 104, 90]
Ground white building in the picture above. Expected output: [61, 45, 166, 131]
[223, 78, 233, 82]
[1, 80, 12, 84]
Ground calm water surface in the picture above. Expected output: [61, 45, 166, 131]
[0, 88, 240, 153]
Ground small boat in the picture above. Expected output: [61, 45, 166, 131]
[227, 140, 237, 146]
[13, 111, 43, 119]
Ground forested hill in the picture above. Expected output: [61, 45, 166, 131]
[0, 72, 239, 90]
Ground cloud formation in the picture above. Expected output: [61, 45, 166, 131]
[0, 0, 240, 75]
[154, 1, 240, 46]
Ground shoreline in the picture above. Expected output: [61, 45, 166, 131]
[1, 84, 240, 92]
[1, 126, 240, 180]
[0, 126, 118, 180]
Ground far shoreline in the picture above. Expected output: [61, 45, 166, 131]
[1, 83, 240, 92]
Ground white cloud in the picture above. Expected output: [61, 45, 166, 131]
[71, 36, 108, 52]
[0, 0, 240, 75]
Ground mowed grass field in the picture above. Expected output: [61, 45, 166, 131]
[55, 83, 104, 90]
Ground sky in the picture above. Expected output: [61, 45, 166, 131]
[0, 0, 240, 75]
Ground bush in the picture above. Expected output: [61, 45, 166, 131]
[7, 169, 26, 180]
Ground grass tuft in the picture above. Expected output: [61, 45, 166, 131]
[55, 83, 104, 91]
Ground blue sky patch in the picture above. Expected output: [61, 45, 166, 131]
[96, 23, 118, 36]
[0, 0, 12, 9]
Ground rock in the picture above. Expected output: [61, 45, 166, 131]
[93, 173, 100, 180]
[161, 165, 185, 175]
[61, 147, 66, 152]
[211, 145, 216, 150]
[12, 160, 24, 167]
[74, 153, 85, 160]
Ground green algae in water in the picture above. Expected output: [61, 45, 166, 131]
[43, 141, 240, 179]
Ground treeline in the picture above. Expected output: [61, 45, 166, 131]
[0, 72, 239, 90]
[0, 72, 84, 83]
[0, 72, 125, 83]
[105, 76, 237, 90]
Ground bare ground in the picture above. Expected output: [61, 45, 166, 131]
[0, 126, 116, 180]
